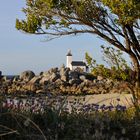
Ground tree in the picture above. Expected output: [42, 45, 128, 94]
[16, 0, 140, 105]
[85, 47, 131, 81]
[101, 45, 129, 70]
[85, 52, 96, 69]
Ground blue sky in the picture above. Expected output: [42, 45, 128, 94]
[0, 0, 129, 75]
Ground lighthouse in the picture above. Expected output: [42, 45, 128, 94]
[66, 50, 72, 70]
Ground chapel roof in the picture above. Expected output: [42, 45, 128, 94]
[71, 61, 86, 66]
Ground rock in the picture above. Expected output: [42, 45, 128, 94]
[0, 66, 134, 95]
[82, 79, 93, 86]
[61, 75, 67, 81]
[36, 89, 44, 94]
[93, 79, 97, 83]
[42, 71, 49, 77]
[109, 88, 119, 94]
[60, 65, 65, 75]
[2, 76, 9, 82]
[50, 73, 60, 82]
[106, 79, 113, 85]
[60, 67, 69, 81]
[48, 67, 59, 74]
[79, 75, 86, 81]
[101, 89, 107, 94]
[105, 79, 114, 90]
[20, 70, 35, 82]
[89, 86, 100, 94]
[39, 77, 49, 85]
[55, 79, 63, 85]
[29, 76, 41, 84]
[13, 76, 20, 82]
[23, 83, 38, 92]
[69, 71, 79, 79]
[69, 79, 82, 85]
[85, 73, 96, 81]
[97, 76, 104, 81]
[39, 71, 43, 76]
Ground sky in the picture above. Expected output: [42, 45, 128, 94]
[0, 0, 129, 75]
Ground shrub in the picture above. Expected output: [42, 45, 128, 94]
[85, 46, 132, 81]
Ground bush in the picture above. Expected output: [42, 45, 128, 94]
[85, 46, 132, 81]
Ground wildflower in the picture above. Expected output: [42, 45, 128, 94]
[121, 106, 126, 111]
[95, 105, 99, 111]
[106, 105, 114, 111]
[100, 104, 106, 111]
[116, 104, 122, 111]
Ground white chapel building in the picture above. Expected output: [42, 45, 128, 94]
[66, 50, 88, 72]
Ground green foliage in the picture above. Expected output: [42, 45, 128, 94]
[92, 64, 111, 78]
[101, 46, 131, 80]
[16, 14, 42, 33]
[16, 0, 140, 34]
[102, 0, 140, 24]
[85, 46, 131, 81]
[85, 52, 96, 69]
[101, 45, 129, 70]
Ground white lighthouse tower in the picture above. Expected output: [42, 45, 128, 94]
[66, 50, 72, 70]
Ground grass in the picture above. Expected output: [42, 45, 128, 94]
[0, 95, 140, 140]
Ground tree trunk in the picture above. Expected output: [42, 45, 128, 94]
[130, 54, 140, 115]
[134, 74, 140, 116]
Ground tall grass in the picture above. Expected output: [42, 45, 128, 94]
[0, 95, 140, 140]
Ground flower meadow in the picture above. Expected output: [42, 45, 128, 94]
[2, 96, 127, 113]
[0, 95, 140, 140]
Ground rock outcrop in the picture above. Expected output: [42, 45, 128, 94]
[20, 70, 35, 82]
[0, 67, 133, 96]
